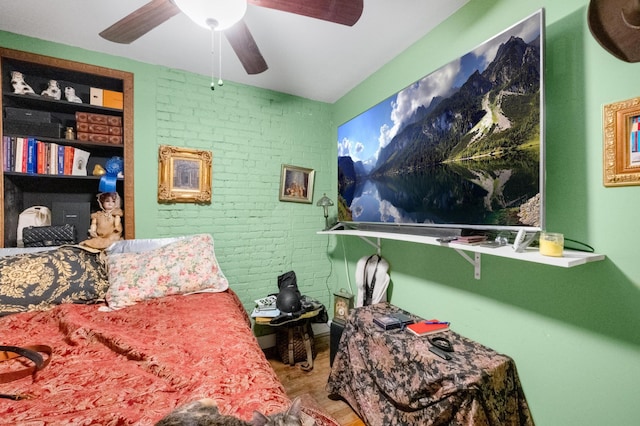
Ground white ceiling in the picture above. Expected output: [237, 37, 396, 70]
[0, 0, 469, 103]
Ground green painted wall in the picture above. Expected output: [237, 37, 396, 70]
[330, 1, 639, 425]
[0, 31, 336, 313]
[1, 0, 639, 423]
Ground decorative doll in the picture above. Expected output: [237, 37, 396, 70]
[80, 192, 123, 249]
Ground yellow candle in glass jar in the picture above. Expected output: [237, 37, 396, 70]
[539, 232, 564, 257]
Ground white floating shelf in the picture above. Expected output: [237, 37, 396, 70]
[317, 228, 605, 279]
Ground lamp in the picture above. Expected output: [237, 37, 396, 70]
[173, 0, 247, 31]
[316, 193, 334, 230]
[173, 0, 247, 89]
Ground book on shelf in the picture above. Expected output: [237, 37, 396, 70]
[14, 137, 25, 173]
[26, 137, 36, 174]
[57, 144, 65, 175]
[63, 145, 74, 175]
[49, 142, 58, 175]
[453, 235, 488, 244]
[2, 137, 91, 177]
[2, 136, 11, 171]
[36, 140, 46, 174]
[373, 312, 415, 330]
[406, 319, 450, 336]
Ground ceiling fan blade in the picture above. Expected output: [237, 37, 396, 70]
[249, 0, 363, 26]
[99, 0, 180, 44]
[224, 20, 268, 75]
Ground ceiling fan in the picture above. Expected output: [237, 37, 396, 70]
[99, 0, 364, 75]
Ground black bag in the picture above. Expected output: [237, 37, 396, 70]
[22, 224, 76, 247]
[277, 271, 300, 295]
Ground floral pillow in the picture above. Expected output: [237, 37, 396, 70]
[104, 234, 228, 310]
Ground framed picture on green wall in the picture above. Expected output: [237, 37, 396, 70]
[603, 96, 640, 187]
[158, 145, 212, 203]
[279, 164, 315, 203]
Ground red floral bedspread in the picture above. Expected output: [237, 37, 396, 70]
[0, 291, 335, 425]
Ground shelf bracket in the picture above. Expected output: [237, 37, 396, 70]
[357, 236, 381, 255]
[454, 249, 481, 280]
[358, 234, 478, 278]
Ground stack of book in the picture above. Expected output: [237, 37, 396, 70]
[251, 295, 280, 324]
[2, 136, 89, 176]
[75, 112, 123, 144]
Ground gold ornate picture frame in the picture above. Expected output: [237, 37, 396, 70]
[158, 145, 212, 203]
[603, 96, 640, 187]
[279, 164, 315, 203]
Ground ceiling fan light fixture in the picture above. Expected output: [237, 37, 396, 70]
[172, 0, 247, 30]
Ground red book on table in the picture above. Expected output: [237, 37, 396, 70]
[406, 319, 450, 336]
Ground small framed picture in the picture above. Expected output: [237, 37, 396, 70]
[279, 164, 315, 203]
[603, 96, 640, 187]
[158, 145, 212, 203]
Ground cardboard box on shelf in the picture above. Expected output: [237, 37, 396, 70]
[103, 90, 123, 110]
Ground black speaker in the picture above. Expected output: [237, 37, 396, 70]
[330, 321, 346, 367]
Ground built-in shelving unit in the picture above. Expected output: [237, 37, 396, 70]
[0, 47, 135, 247]
[318, 227, 605, 279]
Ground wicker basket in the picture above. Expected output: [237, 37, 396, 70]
[276, 325, 316, 364]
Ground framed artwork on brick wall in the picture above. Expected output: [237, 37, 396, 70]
[279, 164, 315, 203]
[158, 145, 212, 203]
[603, 96, 640, 187]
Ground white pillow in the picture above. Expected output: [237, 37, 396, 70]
[105, 236, 186, 255]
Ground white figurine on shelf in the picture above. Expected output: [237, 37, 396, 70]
[64, 86, 83, 103]
[41, 79, 61, 100]
[10, 71, 36, 95]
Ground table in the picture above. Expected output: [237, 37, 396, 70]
[326, 303, 534, 426]
[260, 307, 322, 371]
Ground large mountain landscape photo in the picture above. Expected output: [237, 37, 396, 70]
[338, 11, 543, 228]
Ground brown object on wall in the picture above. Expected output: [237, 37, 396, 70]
[588, 0, 640, 62]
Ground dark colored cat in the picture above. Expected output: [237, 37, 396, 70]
[155, 397, 303, 426]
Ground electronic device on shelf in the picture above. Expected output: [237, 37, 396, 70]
[336, 9, 545, 235]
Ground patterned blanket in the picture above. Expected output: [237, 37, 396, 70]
[1, 291, 338, 425]
[327, 303, 534, 426]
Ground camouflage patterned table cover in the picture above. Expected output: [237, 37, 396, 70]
[326, 303, 534, 426]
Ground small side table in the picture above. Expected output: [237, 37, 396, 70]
[327, 303, 534, 425]
[263, 308, 322, 371]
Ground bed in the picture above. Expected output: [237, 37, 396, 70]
[0, 234, 339, 425]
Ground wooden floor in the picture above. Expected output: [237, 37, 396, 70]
[267, 333, 365, 426]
